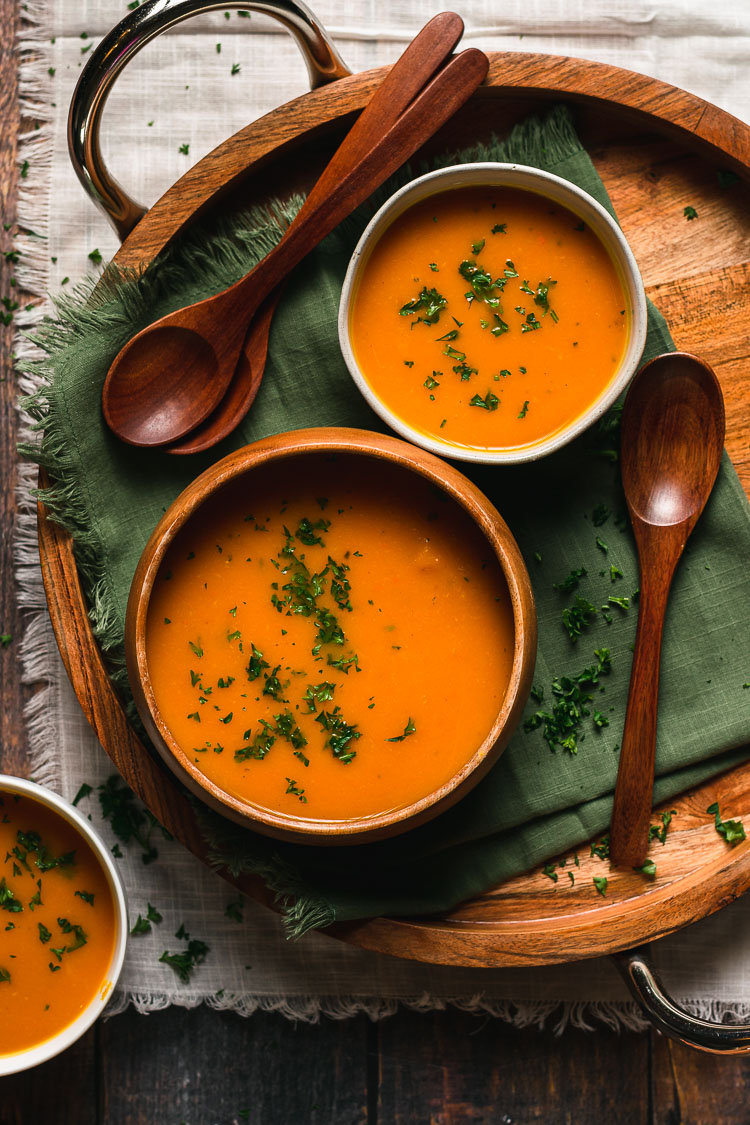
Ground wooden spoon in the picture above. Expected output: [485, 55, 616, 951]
[609, 352, 725, 868]
[102, 15, 489, 448]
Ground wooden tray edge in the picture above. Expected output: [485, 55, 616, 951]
[36, 55, 750, 967]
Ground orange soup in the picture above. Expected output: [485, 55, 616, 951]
[349, 186, 629, 451]
[0, 792, 117, 1056]
[146, 455, 515, 822]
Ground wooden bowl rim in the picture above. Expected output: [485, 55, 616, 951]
[125, 426, 537, 844]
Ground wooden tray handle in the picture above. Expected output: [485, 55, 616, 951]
[613, 946, 750, 1053]
[67, 0, 351, 240]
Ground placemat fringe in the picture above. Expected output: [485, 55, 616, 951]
[103, 988, 658, 1032]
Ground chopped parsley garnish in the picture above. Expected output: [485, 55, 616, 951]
[74, 890, 95, 906]
[385, 717, 416, 743]
[608, 595, 629, 611]
[15, 831, 75, 873]
[561, 596, 597, 642]
[542, 864, 558, 883]
[398, 286, 447, 326]
[285, 778, 307, 803]
[326, 652, 360, 675]
[295, 517, 330, 546]
[72, 783, 92, 807]
[234, 724, 276, 762]
[554, 568, 587, 592]
[246, 645, 270, 681]
[315, 707, 361, 763]
[707, 802, 746, 845]
[683, 205, 698, 220]
[593, 876, 608, 897]
[159, 939, 209, 983]
[469, 391, 499, 412]
[649, 810, 676, 845]
[1, 878, 23, 913]
[458, 259, 503, 306]
[273, 710, 308, 749]
[517, 400, 529, 419]
[524, 648, 611, 754]
[98, 775, 171, 865]
[302, 682, 336, 711]
[55, 917, 88, 953]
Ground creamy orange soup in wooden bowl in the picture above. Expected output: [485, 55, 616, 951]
[126, 429, 536, 845]
[0, 777, 127, 1075]
[339, 164, 647, 464]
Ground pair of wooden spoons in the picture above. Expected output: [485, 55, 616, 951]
[101, 12, 489, 453]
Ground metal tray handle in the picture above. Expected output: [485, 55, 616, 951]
[68, 0, 351, 241]
[613, 945, 750, 1052]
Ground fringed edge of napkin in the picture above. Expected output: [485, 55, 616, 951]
[195, 804, 337, 936]
[14, 1, 69, 798]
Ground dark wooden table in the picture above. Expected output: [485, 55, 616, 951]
[4, 11, 750, 1124]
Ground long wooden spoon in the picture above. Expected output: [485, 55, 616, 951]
[609, 352, 725, 868]
[102, 15, 488, 448]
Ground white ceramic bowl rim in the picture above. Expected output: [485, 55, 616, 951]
[338, 162, 648, 465]
[0, 774, 128, 1076]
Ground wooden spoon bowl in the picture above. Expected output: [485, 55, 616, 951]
[125, 428, 537, 845]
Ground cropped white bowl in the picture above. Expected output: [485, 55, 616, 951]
[0, 775, 128, 1076]
[338, 162, 648, 465]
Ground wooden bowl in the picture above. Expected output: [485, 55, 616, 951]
[338, 163, 648, 464]
[125, 427, 536, 845]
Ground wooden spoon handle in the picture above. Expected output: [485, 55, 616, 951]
[609, 540, 680, 867]
[297, 11, 464, 216]
[220, 43, 489, 319]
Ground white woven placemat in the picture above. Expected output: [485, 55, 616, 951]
[14, 0, 750, 1025]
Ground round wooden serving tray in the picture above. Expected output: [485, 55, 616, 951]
[39, 52, 750, 968]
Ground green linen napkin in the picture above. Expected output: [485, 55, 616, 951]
[23, 106, 750, 935]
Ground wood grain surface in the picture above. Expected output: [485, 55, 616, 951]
[35, 52, 750, 969]
[4, 18, 750, 1119]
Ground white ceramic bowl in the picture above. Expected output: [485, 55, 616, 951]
[0, 775, 128, 1075]
[338, 162, 648, 464]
